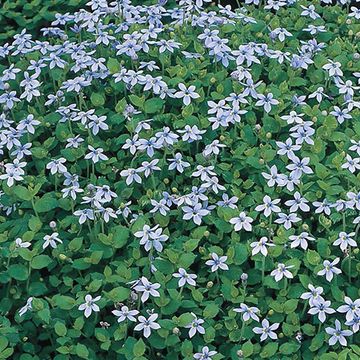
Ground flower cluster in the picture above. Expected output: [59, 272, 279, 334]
[1, 0, 360, 358]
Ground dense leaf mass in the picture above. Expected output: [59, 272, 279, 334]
[0, 0, 360, 359]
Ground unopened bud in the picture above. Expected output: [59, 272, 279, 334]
[172, 327, 180, 335]
[302, 223, 309, 231]
[49, 221, 57, 229]
[207, 281, 214, 288]
[204, 230, 210, 237]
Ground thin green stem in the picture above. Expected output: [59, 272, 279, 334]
[178, 286, 184, 300]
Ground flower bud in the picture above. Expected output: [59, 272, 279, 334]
[241, 273, 248, 282]
[172, 327, 180, 335]
[171, 187, 178, 193]
[321, 110, 327, 116]
[130, 291, 138, 301]
[237, 350, 244, 358]
[59, 254, 67, 261]
[266, 132, 272, 139]
[279, 332, 284, 338]
[354, 248, 359, 254]
[163, 178, 170, 184]
[204, 230, 210, 237]
[10, 288, 16, 295]
[18, 209, 24, 216]
[354, 53, 360, 60]
[3, 83, 10, 90]
[23, 337, 28, 342]
[220, 135, 226, 141]
[207, 281, 214, 288]
[259, 159, 265, 165]
[100, 321, 110, 328]
[349, 30, 354, 37]
[210, 77, 216, 84]
[268, 309, 274, 316]
[302, 223, 309, 231]
[346, 19, 352, 25]
[49, 221, 57, 229]
[255, 124, 261, 131]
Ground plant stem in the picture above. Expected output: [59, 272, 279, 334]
[261, 256, 266, 283]
[239, 319, 246, 343]
[178, 286, 184, 300]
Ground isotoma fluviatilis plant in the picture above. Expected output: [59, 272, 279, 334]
[0, 0, 360, 359]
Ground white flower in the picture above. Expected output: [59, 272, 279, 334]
[229, 212, 253, 231]
[84, 145, 108, 163]
[250, 237, 275, 257]
[46, 158, 67, 175]
[308, 299, 335, 323]
[78, 294, 101, 318]
[19, 297, 33, 316]
[73, 208, 94, 224]
[233, 303, 260, 322]
[173, 268, 197, 287]
[333, 232, 357, 251]
[253, 319, 279, 341]
[193, 346, 217, 360]
[134, 276, 161, 303]
[342, 154, 360, 173]
[300, 284, 324, 306]
[185, 313, 205, 338]
[325, 320, 352, 346]
[289, 232, 315, 250]
[337, 297, 360, 322]
[43, 232, 62, 249]
[270, 263, 294, 282]
[174, 83, 200, 106]
[112, 306, 139, 323]
[274, 212, 301, 230]
[134, 313, 161, 338]
[205, 253, 229, 272]
[255, 195, 281, 217]
[15, 237, 31, 248]
[317, 258, 342, 282]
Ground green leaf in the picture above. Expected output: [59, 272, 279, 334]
[106, 286, 130, 302]
[76, 344, 89, 359]
[53, 295, 75, 310]
[306, 250, 321, 266]
[133, 339, 146, 357]
[309, 332, 325, 352]
[8, 264, 28, 281]
[260, 343, 278, 358]
[31, 255, 52, 269]
[144, 98, 164, 114]
[13, 186, 33, 201]
[54, 322, 67, 337]
[203, 303, 219, 318]
[279, 342, 300, 354]
[111, 225, 130, 249]
[90, 92, 105, 107]
[283, 299, 298, 314]
[28, 216, 42, 232]
[34, 195, 58, 213]
[242, 341, 254, 357]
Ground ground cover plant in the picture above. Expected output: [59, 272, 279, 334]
[0, 0, 360, 359]
[0, 0, 87, 42]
